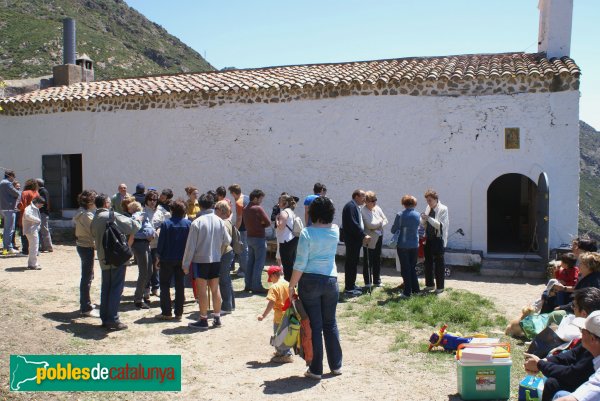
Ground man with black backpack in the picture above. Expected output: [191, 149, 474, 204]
[91, 194, 142, 331]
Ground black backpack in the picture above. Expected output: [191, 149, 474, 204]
[102, 210, 133, 266]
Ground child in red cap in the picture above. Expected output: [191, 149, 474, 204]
[258, 265, 293, 363]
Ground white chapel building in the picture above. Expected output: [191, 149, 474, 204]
[0, 0, 580, 264]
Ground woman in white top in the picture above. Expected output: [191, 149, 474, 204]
[275, 194, 299, 281]
[361, 191, 388, 287]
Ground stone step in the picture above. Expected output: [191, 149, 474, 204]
[481, 256, 546, 278]
[48, 218, 75, 242]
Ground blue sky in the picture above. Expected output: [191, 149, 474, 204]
[126, 0, 599, 129]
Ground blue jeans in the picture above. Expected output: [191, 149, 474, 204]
[398, 248, 420, 296]
[298, 273, 343, 375]
[238, 230, 248, 274]
[246, 236, 266, 291]
[100, 265, 126, 324]
[147, 248, 159, 291]
[220, 250, 236, 311]
[131, 240, 152, 302]
[1, 210, 16, 250]
[77, 246, 95, 312]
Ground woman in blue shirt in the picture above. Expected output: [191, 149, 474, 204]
[391, 195, 421, 299]
[289, 196, 342, 380]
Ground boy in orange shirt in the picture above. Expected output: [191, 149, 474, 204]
[257, 265, 293, 363]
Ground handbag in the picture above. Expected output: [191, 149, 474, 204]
[284, 208, 304, 237]
[387, 213, 403, 247]
[387, 231, 400, 248]
[520, 313, 550, 340]
[526, 327, 565, 358]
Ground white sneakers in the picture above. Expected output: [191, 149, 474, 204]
[303, 367, 343, 379]
[304, 368, 321, 380]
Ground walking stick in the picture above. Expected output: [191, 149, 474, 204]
[363, 246, 372, 295]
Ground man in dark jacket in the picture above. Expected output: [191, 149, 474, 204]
[342, 189, 370, 296]
[0, 169, 20, 254]
[524, 287, 600, 401]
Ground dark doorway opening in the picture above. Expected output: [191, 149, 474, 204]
[487, 173, 537, 253]
[42, 154, 82, 217]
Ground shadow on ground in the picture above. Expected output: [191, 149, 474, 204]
[246, 360, 281, 369]
[42, 311, 108, 340]
[4, 267, 29, 272]
[262, 374, 320, 394]
[161, 326, 216, 335]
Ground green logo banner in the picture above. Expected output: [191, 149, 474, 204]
[10, 355, 181, 391]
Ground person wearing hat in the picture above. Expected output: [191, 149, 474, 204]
[22, 196, 45, 269]
[133, 183, 146, 205]
[554, 310, 600, 400]
[257, 265, 293, 363]
[525, 287, 600, 401]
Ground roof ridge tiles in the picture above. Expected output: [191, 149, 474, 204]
[0, 52, 580, 107]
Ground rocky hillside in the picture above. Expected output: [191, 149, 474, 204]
[0, 0, 214, 81]
[579, 120, 600, 240]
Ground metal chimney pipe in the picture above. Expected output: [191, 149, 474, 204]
[63, 18, 76, 65]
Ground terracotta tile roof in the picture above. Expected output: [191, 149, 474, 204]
[0, 52, 580, 106]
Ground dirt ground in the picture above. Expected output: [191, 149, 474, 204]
[0, 244, 546, 401]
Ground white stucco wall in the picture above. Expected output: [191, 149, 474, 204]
[0, 90, 579, 254]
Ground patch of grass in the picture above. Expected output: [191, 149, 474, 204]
[344, 286, 528, 398]
[389, 331, 411, 351]
[352, 288, 506, 334]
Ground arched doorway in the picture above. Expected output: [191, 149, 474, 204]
[487, 173, 537, 253]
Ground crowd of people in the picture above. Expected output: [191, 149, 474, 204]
[4, 167, 600, 394]
[1, 168, 455, 378]
[0, 170, 53, 265]
[510, 236, 600, 401]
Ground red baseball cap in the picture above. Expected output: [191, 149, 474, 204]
[267, 265, 283, 282]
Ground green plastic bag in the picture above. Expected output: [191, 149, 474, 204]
[520, 313, 550, 340]
[283, 315, 300, 347]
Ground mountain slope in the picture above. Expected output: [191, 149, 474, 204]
[579, 120, 600, 241]
[0, 0, 214, 81]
